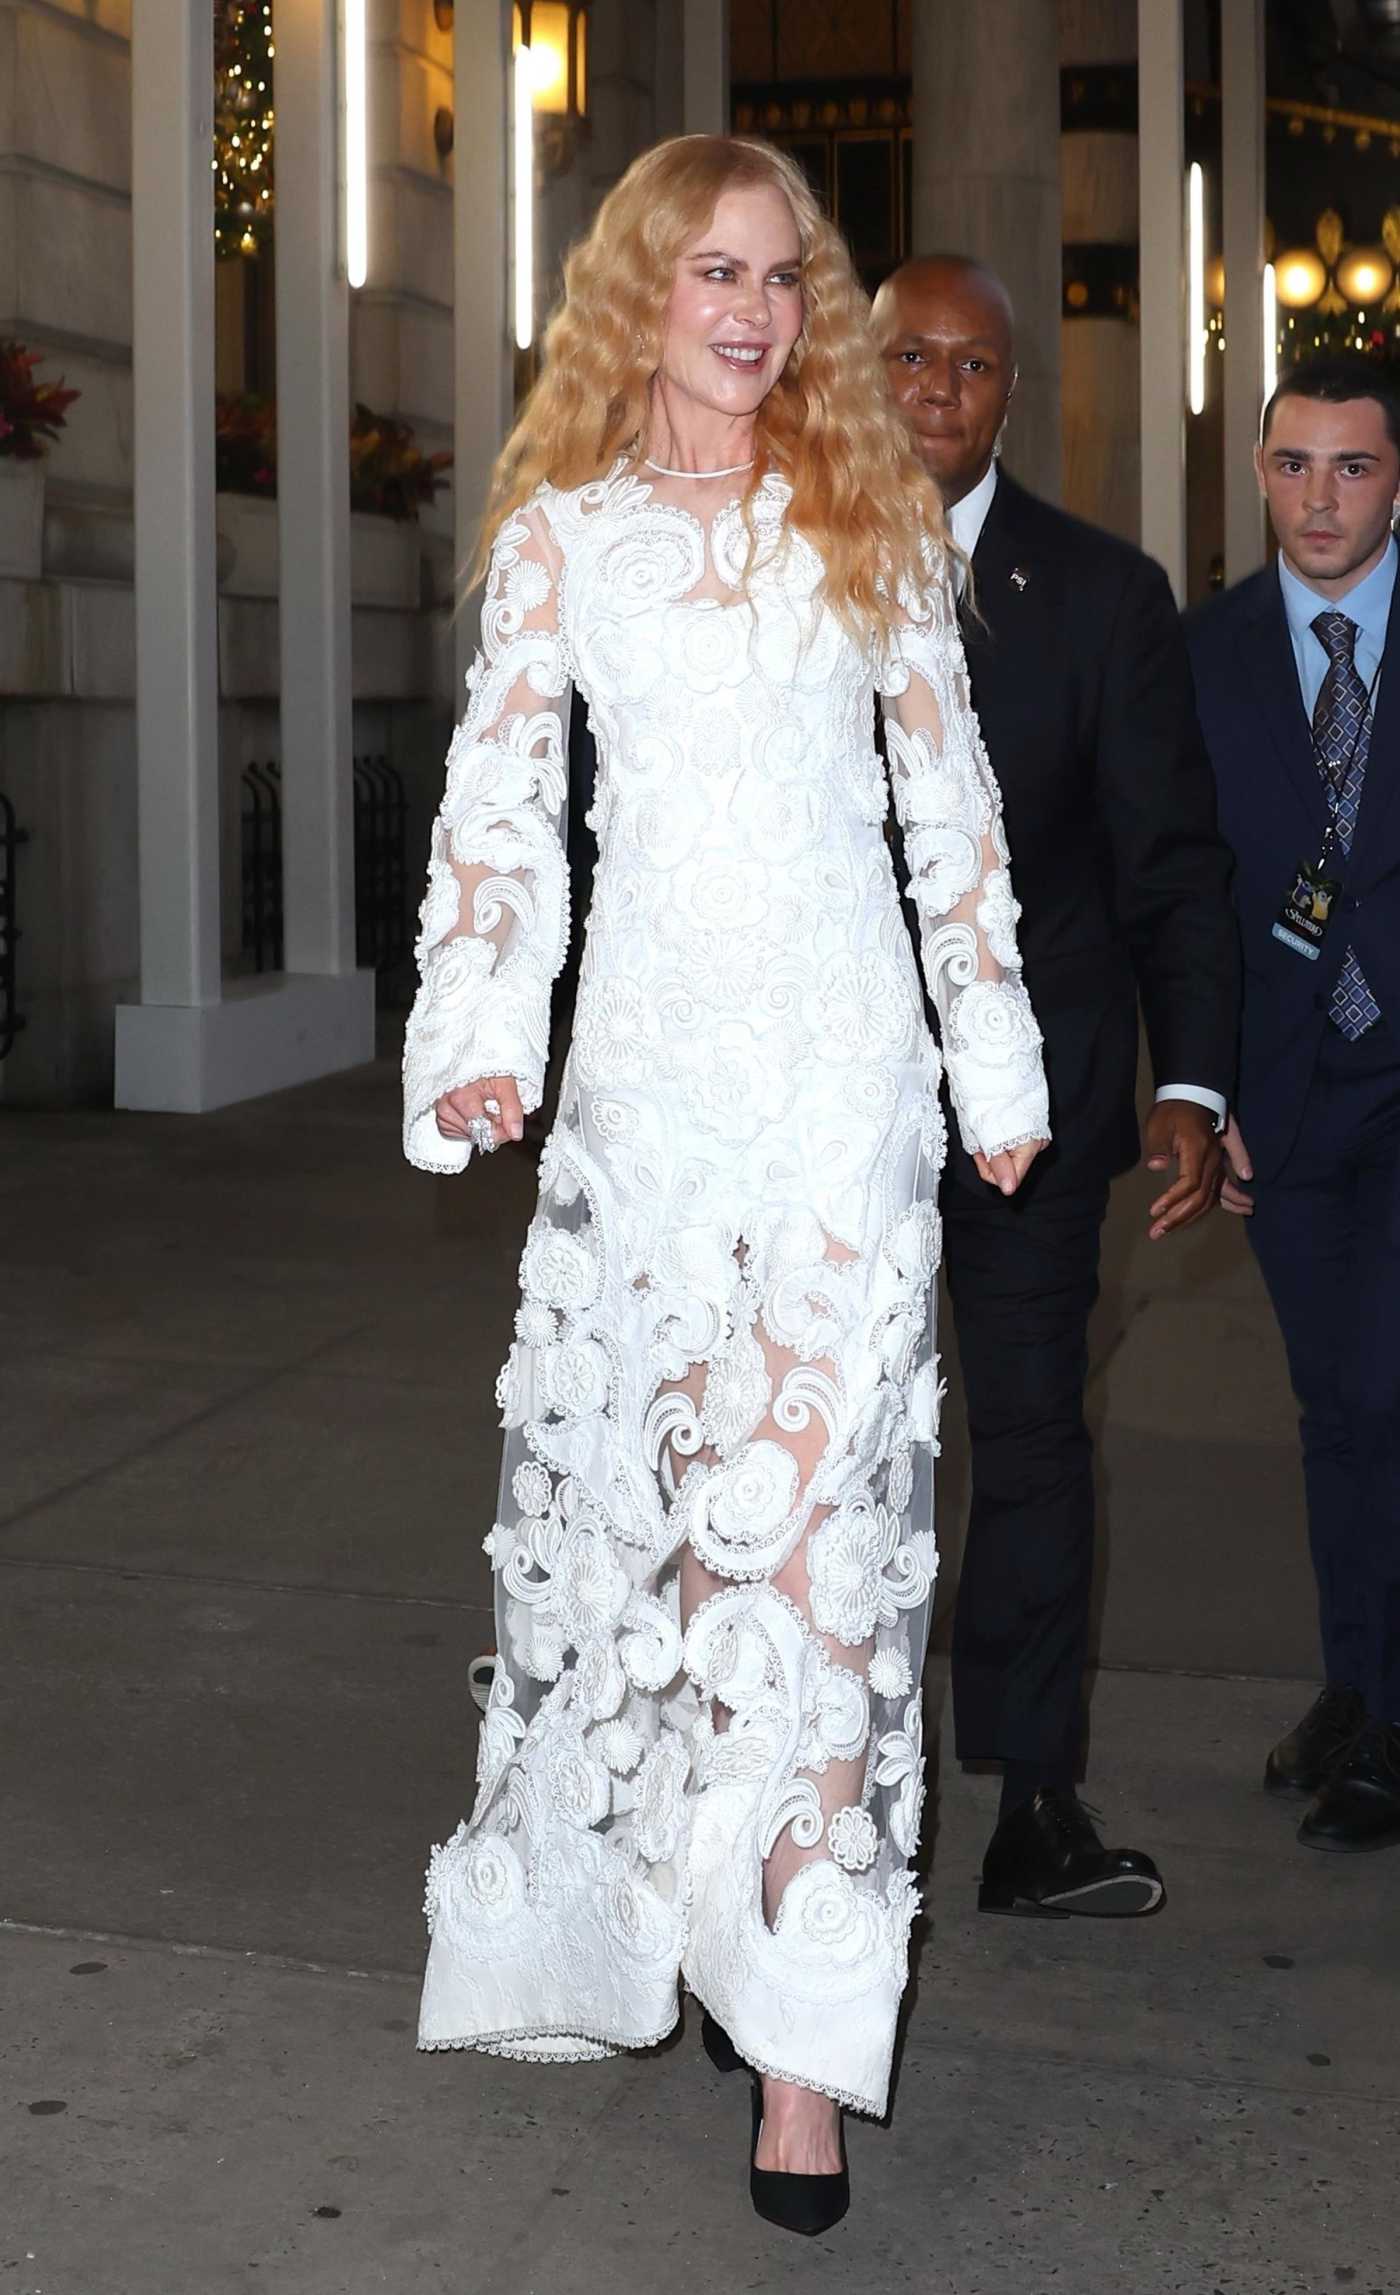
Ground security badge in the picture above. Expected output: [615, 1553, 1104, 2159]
[1273, 733, 1350, 962]
[1273, 853, 1340, 961]
[1273, 660, 1380, 962]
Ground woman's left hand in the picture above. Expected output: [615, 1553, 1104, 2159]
[974, 1139, 1048, 1198]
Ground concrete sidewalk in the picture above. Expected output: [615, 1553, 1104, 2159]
[2, 1061, 1396, 2292]
[5, 1669, 1398, 2294]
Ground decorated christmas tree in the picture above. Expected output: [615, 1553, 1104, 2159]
[214, 0, 276, 259]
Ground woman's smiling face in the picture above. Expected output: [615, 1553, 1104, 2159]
[657, 182, 805, 430]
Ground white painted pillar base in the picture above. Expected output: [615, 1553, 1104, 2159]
[115, 971, 376, 1115]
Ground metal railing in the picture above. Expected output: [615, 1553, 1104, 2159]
[0, 790, 30, 1060]
[352, 754, 410, 974]
[240, 759, 284, 974]
[239, 754, 408, 979]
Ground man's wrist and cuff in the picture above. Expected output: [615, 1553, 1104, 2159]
[1154, 1083, 1228, 1131]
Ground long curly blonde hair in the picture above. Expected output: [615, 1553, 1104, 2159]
[474, 134, 948, 643]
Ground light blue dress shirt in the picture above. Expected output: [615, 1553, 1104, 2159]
[1278, 533, 1396, 724]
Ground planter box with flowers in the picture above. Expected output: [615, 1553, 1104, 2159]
[215, 393, 451, 608]
[0, 341, 79, 579]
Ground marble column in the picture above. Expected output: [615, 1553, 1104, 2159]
[452, 0, 511, 695]
[682, 0, 728, 139]
[114, 0, 224, 1107]
[911, 0, 1063, 502]
[273, 0, 356, 977]
[1060, 0, 1140, 540]
[125, 0, 221, 1017]
[117, 0, 375, 1110]
[1222, 0, 1267, 580]
[1137, 0, 1185, 600]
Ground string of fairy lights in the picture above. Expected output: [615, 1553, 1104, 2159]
[213, 0, 276, 259]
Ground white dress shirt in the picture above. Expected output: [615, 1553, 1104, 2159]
[945, 458, 1226, 1129]
[946, 458, 999, 569]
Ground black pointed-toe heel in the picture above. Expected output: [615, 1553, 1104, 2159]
[748, 2080, 850, 2238]
[700, 2009, 850, 2234]
[700, 2009, 744, 2076]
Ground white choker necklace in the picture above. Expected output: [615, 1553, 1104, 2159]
[643, 455, 755, 480]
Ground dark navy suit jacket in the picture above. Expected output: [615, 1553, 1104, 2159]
[1186, 562, 1400, 1181]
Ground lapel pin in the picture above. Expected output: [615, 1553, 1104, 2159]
[1009, 567, 1029, 591]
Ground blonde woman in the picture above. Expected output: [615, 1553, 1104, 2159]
[404, 135, 1048, 2236]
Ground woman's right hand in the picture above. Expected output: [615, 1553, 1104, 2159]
[434, 1076, 525, 1151]
[974, 1138, 1049, 1197]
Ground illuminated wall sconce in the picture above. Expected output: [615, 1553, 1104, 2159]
[510, 6, 590, 356]
[514, 2, 589, 177]
[344, 0, 369, 289]
[514, 2, 589, 125]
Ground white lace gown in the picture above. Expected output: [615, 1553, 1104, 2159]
[402, 465, 1048, 2116]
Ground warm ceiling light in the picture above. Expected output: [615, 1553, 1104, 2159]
[1273, 249, 1328, 308]
[1336, 245, 1395, 306]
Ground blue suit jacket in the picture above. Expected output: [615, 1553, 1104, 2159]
[1187, 563, 1400, 1180]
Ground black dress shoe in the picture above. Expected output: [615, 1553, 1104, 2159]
[978, 1789, 1165, 1918]
[1264, 1685, 1365, 1796]
[1298, 1721, 1400, 1853]
[701, 2011, 850, 2236]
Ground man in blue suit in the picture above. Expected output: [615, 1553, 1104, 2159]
[1188, 355, 1400, 1853]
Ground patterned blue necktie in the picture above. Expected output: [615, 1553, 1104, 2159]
[1310, 610, 1381, 1040]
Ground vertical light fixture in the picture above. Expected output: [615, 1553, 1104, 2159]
[1262, 261, 1278, 403]
[513, 37, 535, 349]
[344, 0, 368, 288]
[1187, 161, 1206, 415]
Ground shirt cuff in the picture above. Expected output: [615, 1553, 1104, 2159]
[1154, 1083, 1228, 1130]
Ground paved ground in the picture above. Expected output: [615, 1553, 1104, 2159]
[2, 1059, 1396, 2293]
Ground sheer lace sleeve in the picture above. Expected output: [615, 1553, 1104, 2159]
[880, 568, 1050, 1160]
[402, 497, 571, 1173]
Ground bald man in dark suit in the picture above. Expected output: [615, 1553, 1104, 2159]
[873, 256, 1240, 1921]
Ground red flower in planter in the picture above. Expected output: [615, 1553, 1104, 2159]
[215, 392, 279, 497]
[215, 390, 452, 520]
[0, 341, 80, 459]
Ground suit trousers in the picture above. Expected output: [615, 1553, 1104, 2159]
[1246, 1015, 1400, 1722]
[943, 1166, 1110, 1773]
